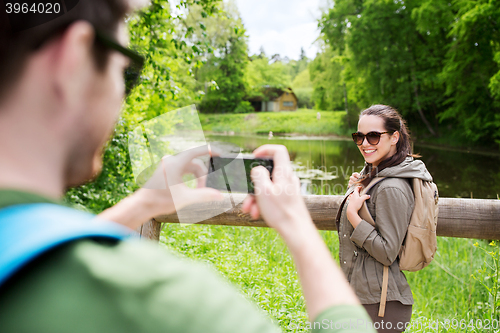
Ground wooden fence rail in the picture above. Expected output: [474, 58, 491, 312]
[138, 194, 500, 241]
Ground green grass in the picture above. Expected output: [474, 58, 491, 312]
[199, 109, 350, 137]
[160, 224, 499, 332]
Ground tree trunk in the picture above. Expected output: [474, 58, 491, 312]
[139, 219, 162, 241]
[408, 44, 437, 136]
[412, 72, 437, 136]
[343, 82, 350, 128]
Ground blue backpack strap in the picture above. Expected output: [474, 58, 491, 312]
[0, 203, 135, 286]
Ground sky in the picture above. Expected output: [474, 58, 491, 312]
[233, 0, 327, 61]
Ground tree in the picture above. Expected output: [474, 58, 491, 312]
[309, 45, 344, 111]
[318, 0, 500, 146]
[184, 0, 250, 113]
[300, 47, 307, 61]
[245, 56, 292, 100]
[65, 0, 223, 210]
[292, 68, 314, 109]
[438, 0, 500, 143]
[321, 0, 448, 134]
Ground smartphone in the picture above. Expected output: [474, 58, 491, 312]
[207, 155, 274, 194]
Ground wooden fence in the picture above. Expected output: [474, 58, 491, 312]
[137, 194, 500, 241]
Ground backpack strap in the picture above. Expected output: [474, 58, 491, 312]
[335, 186, 356, 231]
[0, 203, 134, 287]
[379, 266, 389, 317]
[358, 177, 386, 226]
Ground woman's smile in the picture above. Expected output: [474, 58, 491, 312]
[362, 148, 377, 156]
[361, 145, 381, 165]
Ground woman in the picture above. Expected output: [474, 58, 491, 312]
[336, 104, 433, 332]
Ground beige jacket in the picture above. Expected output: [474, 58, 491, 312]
[337, 157, 433, 305]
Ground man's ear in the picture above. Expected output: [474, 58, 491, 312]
[51, 21, 95, 110]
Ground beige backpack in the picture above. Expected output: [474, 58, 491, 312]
[358, 177, 439, 317]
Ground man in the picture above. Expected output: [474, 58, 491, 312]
[0, 0, 375, 332]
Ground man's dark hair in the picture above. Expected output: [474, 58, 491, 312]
[0, 0, 130, 101]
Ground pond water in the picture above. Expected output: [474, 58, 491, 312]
[206, 134, 500, 199]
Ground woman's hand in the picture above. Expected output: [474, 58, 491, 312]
[346, 186, 370, 228]
[348, 172, 360, 187]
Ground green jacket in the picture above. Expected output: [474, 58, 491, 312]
[338, 157, 433, 305]
[0, 189, 375, 333]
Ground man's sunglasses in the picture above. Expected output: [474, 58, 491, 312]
[352, 131, 391, 146]
[94, 29, 145, 96]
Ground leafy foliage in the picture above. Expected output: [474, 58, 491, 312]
[317, 0, 500, 147]
[292, 86, 314, 109]
[65, 0, 223, 212]
[246, 56, 292, 98]
[245, 51, 311, 103]
[309, 45, 344, 111]
[187, 1, 249, 113]
[438, 0, 500, 143]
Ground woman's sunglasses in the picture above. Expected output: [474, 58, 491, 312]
[352, 131, 390, 146]
[94, 29, 145, 96]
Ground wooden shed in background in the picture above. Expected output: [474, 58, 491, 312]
[248, 87, 299, 112]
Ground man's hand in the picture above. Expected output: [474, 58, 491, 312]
[242, 145, 360, 321]
[99, 145, 223, 230]
[141, 145, 224, 216]
[241, 145, 310, 236]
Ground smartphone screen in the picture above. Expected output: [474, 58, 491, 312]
[207, 156, 274, 194]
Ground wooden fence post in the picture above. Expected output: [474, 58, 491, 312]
[138, 218, 162, 241]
